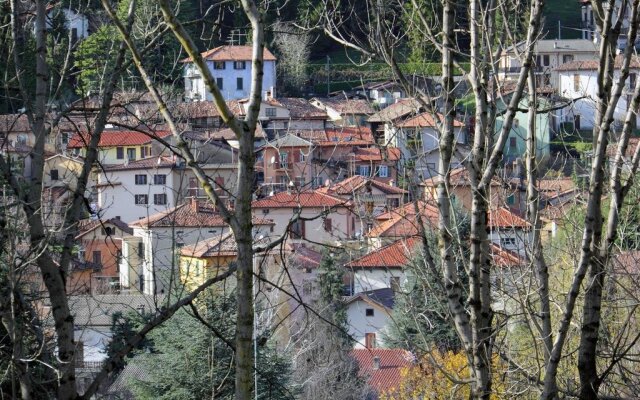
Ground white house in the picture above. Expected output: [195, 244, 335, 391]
[122, 198, 274, 295]
[345, 236, 420, 294]
[499, 39, 598, 89]
[94, 157, 181, 223]
[346, 288, 395, 349]
[46, 5, 90, 42]
[182, 45, 277, 101]
[556, 57, 640, 131]
[251, 190, 356, 244]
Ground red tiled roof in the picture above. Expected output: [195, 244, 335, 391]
[315, 127, 375, 146]
[398, 111, 464, 128]
[180, 232, 238, 258]
[181, 45, 277, 62]
[350, 348, 414, 395]
[368, 201, 439, 238]
[555, 55, 640, 71]
[354, 147, 401, 162]
[286, 243, 322, 268]
[67, 130, 171, 149]
[268, 98, 328, 119]
[76, 218, 133, 238]
[103, 156, 176, 171]
[131, 198, 273, 228]
[323, 175, 407, 196]
[490, 243, 525, 267]
[488, 207, 530, 229]
[251, 190, 349, 208]
[346, 237, 421, 268]
[368, 98, 422, 123]
[606, 137, 640, 159]
[422, 167, 502, 188]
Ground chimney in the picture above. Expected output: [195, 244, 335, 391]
[190, 196, 198, 212]
[372, 356, 381, 370]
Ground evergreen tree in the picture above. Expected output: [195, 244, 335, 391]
[117, 292, 294, 399]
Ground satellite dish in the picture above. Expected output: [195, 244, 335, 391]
[270, 156, 276, 164]
[269, 191, 274, 196]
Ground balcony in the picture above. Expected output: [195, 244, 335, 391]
[71, 260, 102, 272]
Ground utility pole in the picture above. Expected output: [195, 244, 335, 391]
[326, 55, 330, 96]
[558, 21, 561, 40]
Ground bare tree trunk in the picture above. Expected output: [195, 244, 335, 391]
[525, 68, 553, 364]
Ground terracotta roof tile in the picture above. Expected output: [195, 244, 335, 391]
[368, 201, 439, 238]
[346, 237, 421, 268]
[422, 167, 502, 187]
[252, 190, 349, 208]
[606, 137, 640, 159]
[368, 98, 422, 123]
[398, 111, 464, 128]
[489, 207, 530, 229]
[181, 45, 277, 62]
[175, 100, 244, 119]
[103, 156, 176, 171]
[324, 175, 407, 196]
[131, 198, 273, 228]
[556, 55, 640, 71]
[269, 98, 328, 119]
[76, 218, 133, 238]
[350, 348, 414, 395]
[490, 243, 526, 267]
[67, 130, 171, 149]
[354, 147, 401, 162]
[180, 232, 238, 258]
[315, 127, 375, 146]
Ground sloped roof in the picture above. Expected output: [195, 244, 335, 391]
[345, 287, 396, 310]
[368, 98, 422, 123]
[103, 156, 176, 171]
[398, 111, 464, 128]
[488, 207, 530, 229]
[67, 130, 171, 149]
[315, 127, 375, 146]
[323, 175, 407, 196]
[606, 137, 640, 159]
[0, 114, 31, 132]
[368, 201, 439, 238]
[350, 348, 414, 395]
[265, 134, 313, 149]
[76, 218, 133, 238]
[490, 243, 526, 267]
[174, 100, 245, 119]
[313, 98, 376, 114]
[180, 232, 238, 258]
[270, 98, 328, 119]
[346, 237, 421, 269]
[68, 294, 165, 327]
[131, 198, 273, 228]
[286, 243, 322, 269]
[252, 190, 349, 208]
[181, 45, 277, 62]
[422, 167, 502, 188]
[556, 55, 640, 71]
[354, 147, 401, 162]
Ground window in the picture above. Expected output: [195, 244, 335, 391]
[563, 54, 574, 64]
[279, 152, 288, 168]
[154, 193, 167, 205]
[137, 242, 144, 258]
[237, 77, 243, 91]
[135, 174, 147, 185]
[290, 220, 305, 239]
[500, 237, 517, 247]
[302, 279, 312, 296]
[116, 250, 122, 271]
[365, 308, 374, 317]
[357, 165, 371, 176]
[324, 218, 332, 232]
[140, 146, 147, 159]
[216, 77, 223, 90]
[153, 174, 166, 185]
[265, 107, 277, 117]
[507, 194, 515, 205]
[378, 165, 389, 178]
[61, 132, 71, 145]
[542, 55, 550, 66]
[214, 176, 225, 189]
[71, 28, 78, 43]
[365, 333, 376, 349]
[509, 137, 517, 148]
[631, 73, 637, 89]
[234, 61, 246, 69]
[116, 147, 124, 159]
[92, 251, 102, 266]
[573, 74, 580, 92]
[188, 177, 199, 197]
[102, 227, 113, 236]
[390, 276, 400, 292]
[213, 61, 225, 69]
[50, 169, 59, 181]
[299, 150, 307, 162]
[134, 194, 148, 205]
[126, 148, 136, 161]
